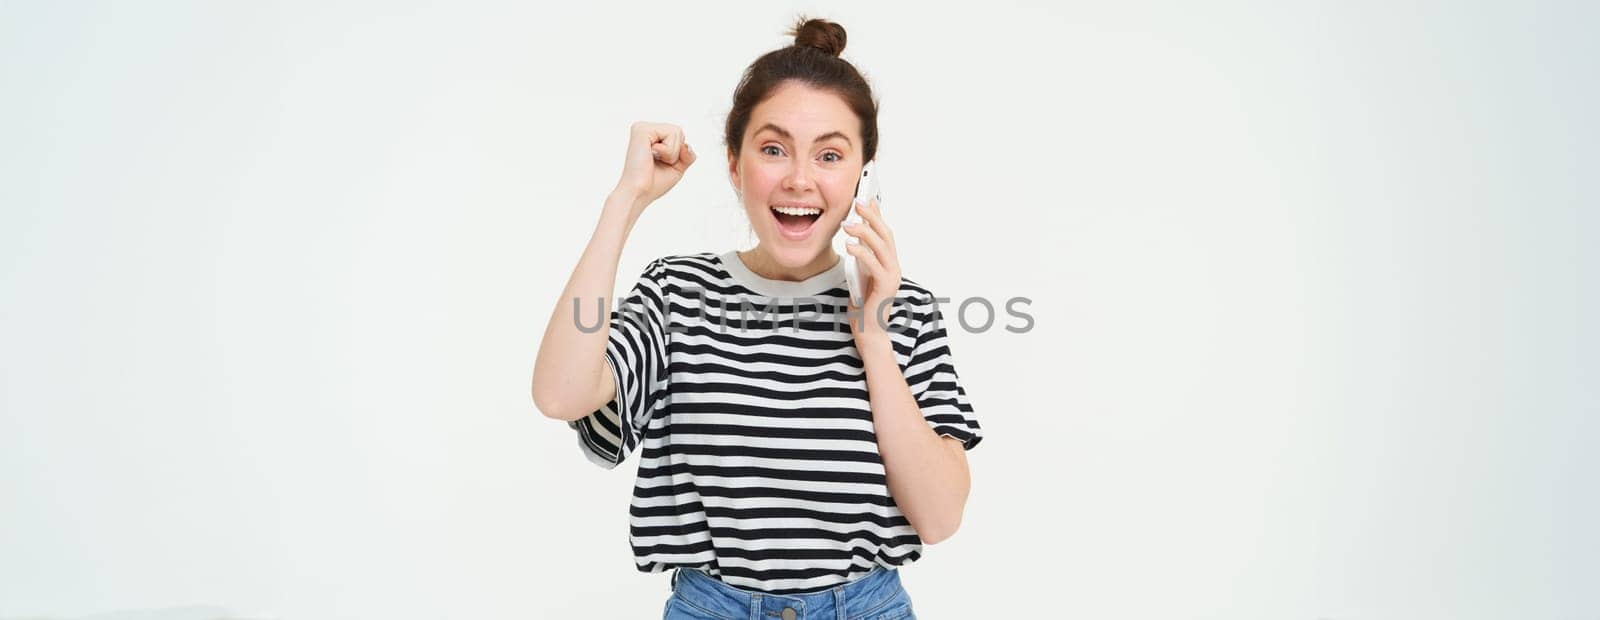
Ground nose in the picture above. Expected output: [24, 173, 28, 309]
[782, 161, 814, 192]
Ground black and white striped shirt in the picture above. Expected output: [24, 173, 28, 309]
[567, 250, 983, 594]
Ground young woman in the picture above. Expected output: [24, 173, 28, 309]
[532, 17, 983, 620]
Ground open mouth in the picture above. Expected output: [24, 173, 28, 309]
[770, 203, 824, 241]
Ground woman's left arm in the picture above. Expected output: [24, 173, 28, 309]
[857, 332, 971, 544]
[843, 197, 971, 545]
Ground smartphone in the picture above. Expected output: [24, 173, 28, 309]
[838, 161, 880, 307]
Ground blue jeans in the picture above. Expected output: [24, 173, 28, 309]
[663, 565, 917, 620]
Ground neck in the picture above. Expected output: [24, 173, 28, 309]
[738, 245, 840, 282]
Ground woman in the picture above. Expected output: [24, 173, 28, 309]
[532, 17, 983, 620]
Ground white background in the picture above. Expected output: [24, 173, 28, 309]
[2, 1, 1595, 619]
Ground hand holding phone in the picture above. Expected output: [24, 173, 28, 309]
[837, 162, 880, 307]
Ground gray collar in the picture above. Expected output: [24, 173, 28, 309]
[718, 249, 845, 299]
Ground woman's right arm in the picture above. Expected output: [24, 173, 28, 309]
[531, 122, 696, 421]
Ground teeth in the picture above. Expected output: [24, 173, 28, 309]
[771, 205, 821, 216]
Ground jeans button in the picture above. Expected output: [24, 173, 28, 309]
[781, 608, 796, 620]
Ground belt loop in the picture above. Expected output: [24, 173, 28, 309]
[833, 584, 848, 620]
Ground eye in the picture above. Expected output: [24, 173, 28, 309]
[761, 145, 784, 157]
[820, 151, 842, 163]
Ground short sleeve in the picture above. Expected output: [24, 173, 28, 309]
[567, 258, 672, 469]
[903, 295, 983, 450]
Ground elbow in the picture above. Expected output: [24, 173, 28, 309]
[532, 356, 612, 422]
[531, 376, 588, 422]
[920, 526, 956, 546]
[918, 514, 963, 546]
[533, 392, 586, 422]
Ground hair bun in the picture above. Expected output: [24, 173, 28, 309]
[789, 17, 846, 57]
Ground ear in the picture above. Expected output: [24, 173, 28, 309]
[726, 147, 740, 193]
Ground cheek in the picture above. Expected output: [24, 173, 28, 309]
[742, 163, 783, 198]
[822, 173, 856, 211]
[740, 166, 777, 222]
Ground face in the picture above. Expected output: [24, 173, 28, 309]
[729, 81, 864, 277]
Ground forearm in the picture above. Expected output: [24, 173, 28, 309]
[531, 190, 644, 420]
[857, 332, 971, 544]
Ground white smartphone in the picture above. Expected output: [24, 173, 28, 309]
[838, 161, 880, 307]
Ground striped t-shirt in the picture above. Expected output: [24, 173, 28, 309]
[567, 249, 983, 594]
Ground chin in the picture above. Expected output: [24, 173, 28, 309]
[768, 238, 829, 267]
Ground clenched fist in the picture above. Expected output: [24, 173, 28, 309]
[614, 121, 696, 213]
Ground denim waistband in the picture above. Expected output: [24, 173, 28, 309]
[669, 565, 907, 620]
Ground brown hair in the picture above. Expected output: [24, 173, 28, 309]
[724, 17, 880, 163]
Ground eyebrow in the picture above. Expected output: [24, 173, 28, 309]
[754, 123, 853, 148]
